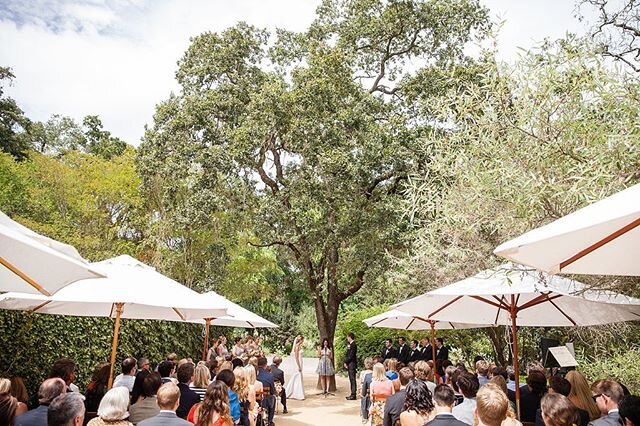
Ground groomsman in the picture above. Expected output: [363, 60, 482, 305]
[435, 337, 449, 361]
[419, 337, 433, 361]
[397, 337, 410, 364]
[381, 339, 398, 360]
[409, 340, 421, 363]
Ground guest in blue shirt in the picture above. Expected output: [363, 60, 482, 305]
[385, 359, 399, 380]
[216, 369, 240, 423]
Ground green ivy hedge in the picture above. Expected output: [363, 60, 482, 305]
[0, 310, 206, 403]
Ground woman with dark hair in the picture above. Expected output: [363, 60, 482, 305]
[130, 369, 151, 405]
[9, 377, 29, 410]
[399, 379, 434, 426]
[520, 370, 548, 422]
[188, 381, 233, 426]
[85, 362, 111, 412]
[541, 393, 579, 426]
[316, 337, 335, 395]
[0, 392, 18, 426]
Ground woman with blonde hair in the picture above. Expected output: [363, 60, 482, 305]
[233, 367, 250, 426]
[370, 363, 394, 426]
[191, 363, 212, 401]
[87, 386, 132, 426]
[244, 365, 261, 426]
[566, 370, 600, 420]
[189, 381, 233, 426]
[0, 378, 26, 416]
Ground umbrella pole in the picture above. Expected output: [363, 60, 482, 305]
[510, 297, 521, 420]
[430, 321, 437, 364]
[107, 303, 124, 389]
[202, 318, 212, 361]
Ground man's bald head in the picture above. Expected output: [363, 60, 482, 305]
[39, 378, 66, 405]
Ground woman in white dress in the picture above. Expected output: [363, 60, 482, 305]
[283, 335, 305, 400]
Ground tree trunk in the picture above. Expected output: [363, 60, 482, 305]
[485, 327, 508, 367]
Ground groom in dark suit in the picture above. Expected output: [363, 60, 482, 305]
[344, 332, 358, 400]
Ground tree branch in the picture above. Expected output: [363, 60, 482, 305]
[339, 269, 366, 301]
[255, 133, 279, 194]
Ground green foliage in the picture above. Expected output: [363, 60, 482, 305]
[404, 36, 640, 295]
[335, 305, 389, 368]
[577, 346, 640, 395]
[139, 0, 491, 345]
[0, 67, 31, 160]
[0, 311, 204, 401]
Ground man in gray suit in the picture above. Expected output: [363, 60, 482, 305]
[589, 379, 625, 426]
[137, 383, 191, 426]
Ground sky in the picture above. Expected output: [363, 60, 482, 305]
[0, 0, 596, 146]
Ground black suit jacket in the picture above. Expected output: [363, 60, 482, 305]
[436, 345, 449, 361]
[345, 342, 358, 366]
[426, 413, 471, 426]
[397, 344, 410, 364]
[419, 345, 433, 361]
[382, 346, 398, 360]
[383, 389, 406, 426]
[176, 382, 200, 419]
[408, 348, 420, 362]
[270, 364, 285, 385]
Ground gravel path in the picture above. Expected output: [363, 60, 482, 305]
[274, 372, 361, 426]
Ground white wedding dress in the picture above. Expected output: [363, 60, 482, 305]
[283, 343, 305, 400]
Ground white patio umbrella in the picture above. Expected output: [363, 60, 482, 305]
[188, 291, 277, 360]
[363, 309, 488, 362]
[494, 183, 640, 275]
[0, 211, 103, 295]
[393, 263, 640, 417]
[0, 255, 228, 387]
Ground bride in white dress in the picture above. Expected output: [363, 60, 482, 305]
[283, 335, 305, 400]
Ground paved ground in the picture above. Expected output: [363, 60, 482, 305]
[274, 370, 361, 426]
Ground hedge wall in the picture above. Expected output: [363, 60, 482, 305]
[0, 310, 206, 404]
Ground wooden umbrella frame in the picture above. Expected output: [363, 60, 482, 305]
[422, 291, 580, 419]
[0, 255, 52, 296]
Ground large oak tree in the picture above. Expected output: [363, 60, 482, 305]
[138, 0, 489, 347]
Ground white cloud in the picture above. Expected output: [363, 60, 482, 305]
[0, 0, 594, 146]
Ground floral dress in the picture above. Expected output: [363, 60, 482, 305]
[315, 347, 335, 376]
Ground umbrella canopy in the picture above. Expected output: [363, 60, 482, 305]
[0, 211, 103, 295]
[494, 184, 640, 275]
[363, 309, 482, 331]
[392, 264, 640, 327]
[0, 255, 228, 321]
[192, 291, 277, 328]
[364, 308, 491, 363]
[392, 263, 640, 418]
[189, 291, 277, 361]
[0, 255, 229, 387]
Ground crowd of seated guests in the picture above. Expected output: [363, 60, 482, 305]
[0, 334, 287, 426]
[357, 345, 640, 426]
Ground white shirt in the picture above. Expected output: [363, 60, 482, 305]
[113, 374, 136, 392]
[452, 397, 477, 425]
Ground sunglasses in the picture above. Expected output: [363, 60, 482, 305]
[592, 393, 603, 402]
